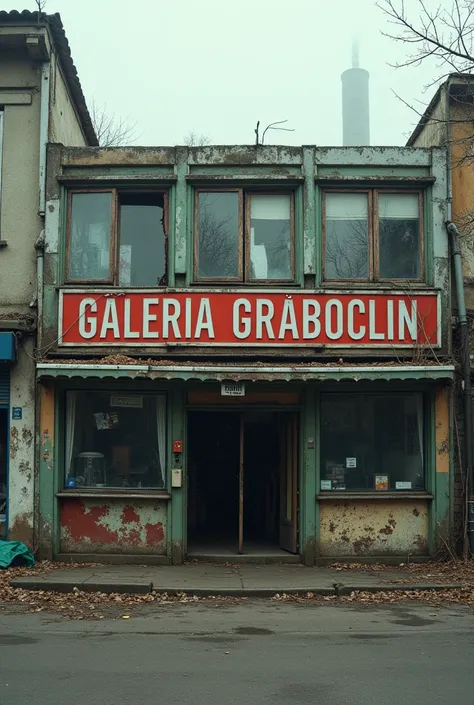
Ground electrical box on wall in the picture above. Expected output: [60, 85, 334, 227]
[171, 469, 182, 488]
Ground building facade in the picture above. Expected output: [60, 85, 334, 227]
[408, 74, 474, 548]
[0, 11, 97, 545]
[37, 143, 453, 564]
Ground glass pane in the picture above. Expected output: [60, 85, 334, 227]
[68, 192, 112, 280]
[325, 193, 369, 279]
[119, 193, 166, 286]
[197, 192, 240, 278]
[379, 193, 420, 278]
[320, 393, 424, 491]
[64, 391, 166, 489]
[250, 194, 292, 280]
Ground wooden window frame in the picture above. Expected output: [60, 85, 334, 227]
[194, 188, 243, 283]
[245, 191, 295, 284]
[374, 189, 424, 283]
[194, 188, 296, 284]
[65, 188, 116, 285]
[322, 188, 424, 284]
[65, 187, 169, 287]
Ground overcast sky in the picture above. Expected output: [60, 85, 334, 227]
[15, 0, 450, 146]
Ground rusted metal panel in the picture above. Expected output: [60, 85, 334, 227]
[319, 500, 429, 556]
[59, 498, 167, 554]
[435, 386, 449, 473]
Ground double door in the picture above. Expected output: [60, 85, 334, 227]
[237, 412, 298, 554]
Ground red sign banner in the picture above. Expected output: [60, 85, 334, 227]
[59, 290, 440, 348]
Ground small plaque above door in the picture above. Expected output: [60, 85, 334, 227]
[221, 382, 246, 397]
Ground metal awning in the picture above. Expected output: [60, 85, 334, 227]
[0, 333, 16, 362]
[36, 363, 455, 383]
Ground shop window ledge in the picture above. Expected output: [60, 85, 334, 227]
[317, 492, 433, 501]
[57, 490, 172, 500]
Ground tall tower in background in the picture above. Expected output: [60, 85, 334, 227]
[341, 41, 370, 146]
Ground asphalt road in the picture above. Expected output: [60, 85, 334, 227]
[0, 601, 473, 704]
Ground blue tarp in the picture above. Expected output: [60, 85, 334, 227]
[0, 540, 34, 568]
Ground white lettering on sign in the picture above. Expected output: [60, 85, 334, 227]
[78, 298, 97, 339]
[221, 382, 246, 397]
[60, 291, 438, 348]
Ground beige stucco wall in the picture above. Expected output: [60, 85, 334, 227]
[0, 58, 41, 315]
[49, 56, 88, 147]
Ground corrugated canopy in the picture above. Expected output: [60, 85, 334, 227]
[36, 362, 455, 383]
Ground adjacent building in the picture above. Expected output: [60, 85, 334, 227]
[408, 73, 474, 548]
[36, 143, 453, 563]
[0, 10, 97, 545]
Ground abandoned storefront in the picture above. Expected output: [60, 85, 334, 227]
[37, 144, 454, 563]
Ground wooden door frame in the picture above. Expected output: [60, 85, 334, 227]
[185, 405, 301, 555]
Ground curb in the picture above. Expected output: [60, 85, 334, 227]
[8, 580, 468, 596]
[335, 583, 465, 596]
[9, 580, 153, 595]
[8, 581, 336, 597]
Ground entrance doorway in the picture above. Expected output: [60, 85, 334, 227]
[187, 410, 298, 555]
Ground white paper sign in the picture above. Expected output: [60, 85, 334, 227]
[396, 481, 412, 490]
[221, 382, 245, 397]
[346, 457, 357, 468]
[320, 480, 332, 490]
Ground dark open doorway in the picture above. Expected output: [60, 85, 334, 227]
[187, 409, 297, 556]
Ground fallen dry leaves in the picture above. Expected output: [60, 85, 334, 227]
[1, 559, 474, 620]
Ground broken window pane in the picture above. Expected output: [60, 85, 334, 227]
[119, 193, 166, 286]
[320, 393, 425, 491]
[325, 193, 369, 279]
[249, 194, 292, 280]
[378, 193, 420, 279]
[197, 192, 240, 279]
[68, 192, 112, 281]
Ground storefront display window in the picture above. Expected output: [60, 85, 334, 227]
[320, 393, 425, 491]
[64, 392, 166, 489]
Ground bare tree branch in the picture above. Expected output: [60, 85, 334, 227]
[183, 130, 211, 147]
[91, 101, 139, 147]
[378, 0, 474, 73]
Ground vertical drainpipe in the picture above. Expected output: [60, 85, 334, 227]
[37, 60, 50, 353]
[34, 60, 50, 554]
[446, 220, 474, 554]
[444, 78, 474, 553]
[39, 61, 50, 217]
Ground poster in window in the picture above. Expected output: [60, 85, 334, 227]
[374, 474, 389, 491]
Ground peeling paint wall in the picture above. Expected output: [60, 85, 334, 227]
[59, 499, 167, 554]
[319, 501, 429, 556]
[8, 339, 35, 547]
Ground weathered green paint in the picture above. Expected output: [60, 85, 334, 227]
[36, 365, 455, 384]
[169, 385, 185, 564]
[174, 148, 188, 275]
[301, 386, 317, 565]
[302, 148, 316, 277]
[38, 384, 55, 560]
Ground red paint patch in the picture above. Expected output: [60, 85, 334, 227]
[145, 522, 164, 546]
[122, 528, 141, 545]
[60, 501, 118, 544]
[121, 506, 140, 524]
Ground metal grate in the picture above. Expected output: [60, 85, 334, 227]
[0, 366, 9, 406]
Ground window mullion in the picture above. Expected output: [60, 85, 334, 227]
[239, 188, 245, 282]
[371, 189, 379, 282]
[112, 189, 118, 286]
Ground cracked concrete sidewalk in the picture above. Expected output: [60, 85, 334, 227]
[8, 564, 467, 596]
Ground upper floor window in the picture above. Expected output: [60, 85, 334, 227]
[195, 189, 294, 282]
[323, 190, 422, 282]
[66, 189, 168, 285]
